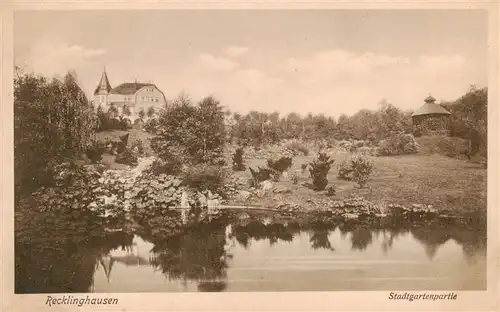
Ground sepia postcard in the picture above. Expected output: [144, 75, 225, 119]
[1, 1, 499, 312]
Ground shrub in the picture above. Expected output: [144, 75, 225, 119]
[249, 167, 273, 187]
[232, 147, 245, 171]
[267, 154, 293, 180]
[400, 134, 420, 154]
[291, 172, 299, 184]
[85, 140, 107, 164]
[115, 149, 138, 166]
[350, 155, 374, 188]
[326, 184, 336, 196]
[180, 164, 227, 196]
[337, 159, 353, 181]
[143, 118, 158, 134]
[130, 139, 144, 154]
[439, 137, 466, 158]
[97, 108, 131, 131]
[283, 140, 310, 156]
[268, 150, 294, 172]
[416, 135, 469, 159]
[143, 157, 183, 176]
[379, 133, 419, 156]
[117, 133, 129, 153]
[308, 152, 335, 191]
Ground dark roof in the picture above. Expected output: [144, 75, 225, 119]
[110, 82, 156, 95]
[94, 71, 112, 95]
[412, 103, 451, 116]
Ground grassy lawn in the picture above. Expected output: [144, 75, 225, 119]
[232, 153, 487, 214]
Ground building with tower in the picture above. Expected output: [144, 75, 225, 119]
[93, 69, 167, 121]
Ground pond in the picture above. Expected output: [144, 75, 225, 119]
[16, 215, 486, 293]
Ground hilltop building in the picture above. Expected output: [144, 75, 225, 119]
[93, 69, 167, 121]
[412, 95, 451, 136]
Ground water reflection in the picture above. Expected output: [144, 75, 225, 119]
[16, 215, 487, 293]
[380, 229, 406, 255]
[309, 225, 335, 251]
[16, 240, 97, 293]
[148, 226, 229, 289]
[231, 220, 295, 248]
[350, 228, 373, 251]
[411, 228, 452, 260]
[197, 281, 228, 292]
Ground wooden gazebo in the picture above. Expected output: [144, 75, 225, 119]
[412, 95, 451, 136]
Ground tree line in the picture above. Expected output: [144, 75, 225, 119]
[227, 101, 413, 146]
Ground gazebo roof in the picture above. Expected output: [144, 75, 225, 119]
[412, 95, 451, 117]
[412, 103, 451, 116]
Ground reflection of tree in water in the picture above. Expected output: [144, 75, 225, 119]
[15, 210, 108, 294]
[380, 228, 409, 254]
[308, 224, 336, 251]
[338, 223, 374, 251]
[450, 229, 487, 265]
[149, 225, 229, 289]
[231, 221, 296, 247]
[96, 231, 135, 255]
[16, 237, 97, 293]
[339, 226, 350, 240]
[197, 281, 228, 292]
[233, 227, 251, 249]
[350, 228, 373, 251]
[411, 228, 452, 260]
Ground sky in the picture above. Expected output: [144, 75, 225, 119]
[14, 10, 488, 117]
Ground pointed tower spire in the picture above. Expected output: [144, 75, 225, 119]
[94, 68, 112, 95]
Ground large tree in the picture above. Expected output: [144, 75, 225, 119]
[443, 86, 487, 157]
[14, 69, 98, 197]
[151, 95, 226, 165]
